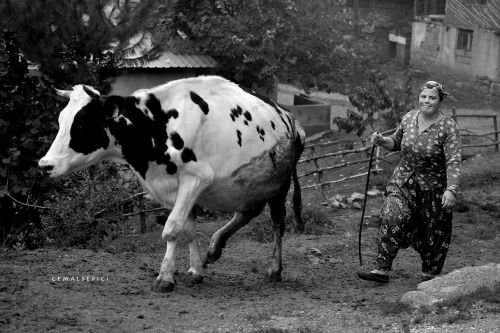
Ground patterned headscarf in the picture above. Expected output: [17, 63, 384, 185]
[419, 81, 449, 101]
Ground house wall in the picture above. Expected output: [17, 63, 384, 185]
[411, 21, 500, 81]
[110, 68, 202, 95]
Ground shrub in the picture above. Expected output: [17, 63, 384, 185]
[35, 164, 141, 250]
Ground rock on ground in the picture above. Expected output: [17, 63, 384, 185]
[401, 263, 500, 308]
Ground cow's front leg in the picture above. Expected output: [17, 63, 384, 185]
[154, 174, 210, 292]
[153, 240, 178, 292]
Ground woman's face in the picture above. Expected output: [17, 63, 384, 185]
[418, 88, 441, 116]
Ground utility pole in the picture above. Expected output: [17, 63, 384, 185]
[352, 0, 359, 87]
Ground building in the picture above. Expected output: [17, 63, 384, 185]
[347, 0, 415, 65]
[110, 51, 217, 95]
[410, 0, 500, 86]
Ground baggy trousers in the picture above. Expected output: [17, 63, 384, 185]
[376, 176, 453, 275]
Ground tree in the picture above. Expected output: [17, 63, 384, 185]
[0, 0, 170, 90]
[0, 30, 59, 246]
[164, 0, 355, 92]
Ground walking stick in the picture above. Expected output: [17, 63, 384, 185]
[358, 143, 377, 266]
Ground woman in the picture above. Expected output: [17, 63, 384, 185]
[357, 81, 462, 283]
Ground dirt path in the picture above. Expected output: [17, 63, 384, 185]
[1, 154, 499, 333]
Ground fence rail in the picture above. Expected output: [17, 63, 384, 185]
[452, 107, 499, 152]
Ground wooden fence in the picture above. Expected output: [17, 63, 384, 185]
[451, 107, 499, 152]
[297, 128, 397, 202]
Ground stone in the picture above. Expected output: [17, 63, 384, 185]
[401, 263, 500, 309]
[400, 291, 440, 309]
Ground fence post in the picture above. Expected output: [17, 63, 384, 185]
[451, 106, 456, 120]
[138, 195, 146, 233]
[494, 114, 499, 152]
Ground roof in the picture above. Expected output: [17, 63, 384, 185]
[119, 52, 218, 69]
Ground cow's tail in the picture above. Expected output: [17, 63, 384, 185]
[292, 119, 306, 232]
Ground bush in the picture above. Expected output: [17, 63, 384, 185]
[35, 164, 141, 250]
[332, 68, 414, 136]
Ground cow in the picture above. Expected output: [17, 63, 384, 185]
[39, 76, 305, 292]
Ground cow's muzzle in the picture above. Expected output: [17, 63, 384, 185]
[39, 163, 55, 177]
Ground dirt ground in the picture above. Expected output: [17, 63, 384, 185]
[1, 144, 500, 332]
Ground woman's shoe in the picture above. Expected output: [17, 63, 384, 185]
[357, 269, 389, 283]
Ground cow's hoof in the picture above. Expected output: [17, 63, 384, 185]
[187, 269, 204, 284]
[267, 269, 282, 282]
[192, 274, 204, 284]
[152, 279, 175, 293]
[202, 248, 222, 267]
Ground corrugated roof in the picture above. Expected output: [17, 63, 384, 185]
[119, 52, 217, 69]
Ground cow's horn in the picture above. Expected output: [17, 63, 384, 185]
[53, 86, 72, 99]
[82, 85, 100, 99]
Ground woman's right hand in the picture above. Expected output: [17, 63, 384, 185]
[370, 132, 384, 146]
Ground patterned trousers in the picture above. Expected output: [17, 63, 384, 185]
[376, 176, 452, 275]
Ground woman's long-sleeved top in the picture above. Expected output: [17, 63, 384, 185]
[388, 110, 462, 194]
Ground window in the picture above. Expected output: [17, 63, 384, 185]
[457, 29, 473, 51]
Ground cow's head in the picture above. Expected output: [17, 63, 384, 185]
[39, 85, 112, 177]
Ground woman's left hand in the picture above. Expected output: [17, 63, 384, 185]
[442, 190, 456, 209]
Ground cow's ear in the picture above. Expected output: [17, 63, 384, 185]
[103, 95, 125, 120]
[53, 86, 72, 99]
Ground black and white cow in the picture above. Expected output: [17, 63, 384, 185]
[39, 76, 305, 292]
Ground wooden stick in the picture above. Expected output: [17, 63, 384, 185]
[301, 170, 382, 190]
[298, 151, 398, 178]
[299, 145, 373, 164]
[1, 191, 53, 210]
[463, 140, 500, 148]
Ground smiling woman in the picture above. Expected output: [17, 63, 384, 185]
[358, 80, 462, 284]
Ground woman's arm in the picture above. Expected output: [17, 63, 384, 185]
[443, 119, 462, 195]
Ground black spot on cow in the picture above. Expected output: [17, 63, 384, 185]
[70, 98, 110, 155]
[170, 132, 184, 150]
[166, 109, 179, 122]
[230, 105, 243, 120]
[145, 94, 170, 165]
[236, 130, 242, 147]
[269, 150, 277, 169]
[244, 120, 248, 126]
[230, 114, 236, 122]
[190, 91, 209, 115]
[166, 162, 177, 175]
[256, 126, 265, 142]
[243, 111, 252, 122]
[181, 148, 197, 163]
[271, 121, 276, 130]
[106, 96, 157, 178]
[239, 85, 291, 132]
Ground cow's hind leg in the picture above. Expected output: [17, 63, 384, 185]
[203, 204, 265, 267]
[268, 192, 288, 282]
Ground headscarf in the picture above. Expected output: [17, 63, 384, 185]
[419, 81, 449, 101]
